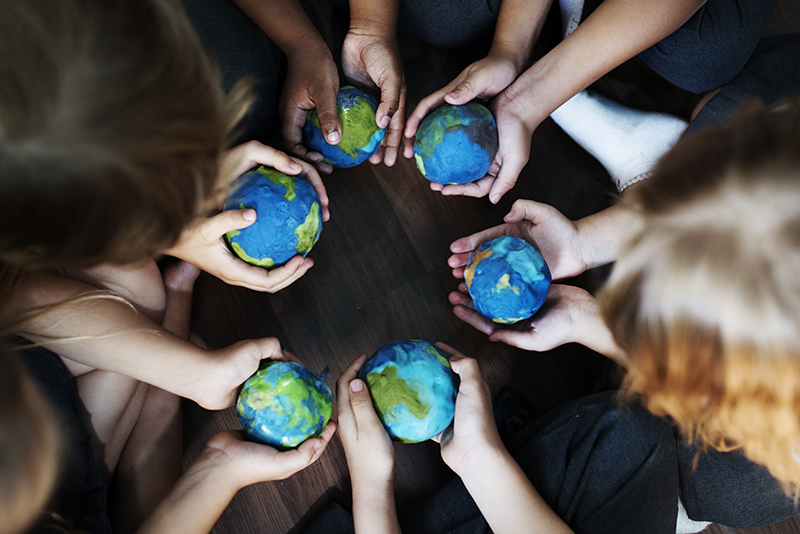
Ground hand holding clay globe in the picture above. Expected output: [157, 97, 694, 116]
[464, 235, 551, 324]
[303, 86, 386, 168]
[359, 340, 458, 443]
[224, 166, 322, 269]
[413, 102, 499, 185]
[237, 361, 333, 449]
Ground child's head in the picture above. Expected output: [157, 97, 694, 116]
[601, 101, 800, 488]
[0, 0, 247, 271]
[0, 349, 59, 534]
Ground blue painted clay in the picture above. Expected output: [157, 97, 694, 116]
[303, 86, 386, 168]
[413, 102, 499, 185]
[464, 235, 551, 324]
[359, 340, 458, 443]
[224, 166, 322, 269]
[237, 361, 333, 450]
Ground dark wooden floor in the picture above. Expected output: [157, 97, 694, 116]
[184, 1, 800, 533]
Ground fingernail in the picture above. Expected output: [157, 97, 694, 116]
[313, 441, 322, 451]
[243, 209, 256, 221]
[490, 194, 500, 204]
[379, 115, 389, 128]
[290, 161, 302, 170]
[449, 91, 459, 100]
[350, 379, 364, 392]
[327, 131, 340, 143]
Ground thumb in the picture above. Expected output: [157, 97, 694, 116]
[445, 78, 480, 106]
[488, 153, 526, 204]
[215, 208, 257, 235]
[349, 379, 379, 425]
[375, 77, 401, 129]
[314, 90, 342, 146]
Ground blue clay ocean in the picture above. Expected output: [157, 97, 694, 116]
[359, 340, 458, 443]
[224, 166, 322, 268]
[303, 86, 386, 168]
[413, 102, 499, 185]
[465, 235, 551, 324]
[237, 361, 333, 450]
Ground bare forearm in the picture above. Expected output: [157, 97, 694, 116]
[460, 448, 573, 534]
[5, 273, 212, 403]
[351, 477, 402, 534]
[136, 455, 237, 534]
[348, 0, 399, 37]
[490, 0, 553, 72]
[231, 0, 328, 56]
[575, 202, 638, 270]
[502, 0, 706, 125]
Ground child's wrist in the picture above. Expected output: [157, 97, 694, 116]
[456, 444, 512, 484]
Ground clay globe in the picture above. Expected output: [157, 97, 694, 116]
[237, 361, 333, 449]
[224, 166, 322, 269]
[359, 340, 458, 443]
[412, 102, 499, 185]
[303, 86, 386, 168]
[464, 235, 552, 324]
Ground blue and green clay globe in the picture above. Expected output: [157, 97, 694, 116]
[224, 166, 322, 269]
[413, 102, 499, 185]
[237, 361, 333, 450]
[303, 86, 386, 168]
[464, 235, 552, 324]
[359, 340, 458, 443]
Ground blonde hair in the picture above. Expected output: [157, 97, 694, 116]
[0, 349, 59, 534]
[0, 0, 250, 272]
[601, 101, 800, 490]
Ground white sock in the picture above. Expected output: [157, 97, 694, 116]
[550, 90, 688, 192]
[676, 497, 712, 534]
[559, 0, 584, 38]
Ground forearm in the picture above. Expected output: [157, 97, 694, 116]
[136, 450, 238, 534]
[459, 448, 573, 534]
[231, 0, 328, 56]
[4, 273, 212, 403]
[501, 0, 706, 125]
[575, 202, 638, 270]
[351, 476, 401, 534]
[348, 0, 399, 38]
[490, 0, 553, 72]
[571, 291, 627, 367]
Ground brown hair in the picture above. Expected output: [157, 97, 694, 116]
[601, 100, 800, 490]
[0, 0, 249, 272]
[0, 349, 59, 534]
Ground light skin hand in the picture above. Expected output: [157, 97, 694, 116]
[137, 427, 336, 534]
[165, 142, 328, 293]
[403, 54, 519, 161]
[448, 199, 587, 281]
[431, 344, 504, 475]
[342, 25, 407, 167]
[280, 45, 341, 174]
[337, 354, 402, 534]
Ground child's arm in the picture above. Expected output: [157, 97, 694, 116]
[231, 0, 340, 173]
[3, 272, 269, 409]
[434, 344, 574, 534]
[342, 0, 404, 166]
[337, 355, 402, 534]
[136, 426, 336, 534]
[404, 0, 549, 159]
[164, 141, 329, 293]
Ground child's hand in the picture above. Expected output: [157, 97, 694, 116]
[280, 46, 341, 175]
[198, 425, 336, 488]
[448, 283, 594, 352]
[403, 55, 519, 160]
[431, 344, 504, 476]
[221, 141, 330, 221]
[165, 142, 328, 293]
[449, 199, 587, 282]
[195, 337, 291, 410]
[342, 26, 407, 167]
[336, 354, 395, 487]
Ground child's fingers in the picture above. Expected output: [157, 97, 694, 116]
[447, 251, 474, 269]
[448, 290, 473, 309]
[277, 421, 336, 477]
[348, 378, 381, 431]
[433, 342, 466, 361]
[337, 354, 367, 399]
[211, 209, 257, 235]
[440, 175, 493, 198]
[505, 198, 551, 224]
[450, 224, 508, 254]
[295, 162, 330, 221]
[453, 304, 499, 336]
